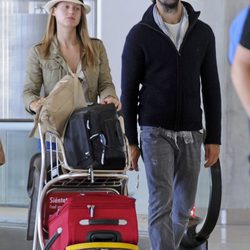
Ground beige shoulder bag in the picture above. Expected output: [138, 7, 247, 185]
[30, 74, 87, 138]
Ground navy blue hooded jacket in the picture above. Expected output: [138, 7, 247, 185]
[121, 2, 221, 146]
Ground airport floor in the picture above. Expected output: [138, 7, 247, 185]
[0, 224, 250, 250]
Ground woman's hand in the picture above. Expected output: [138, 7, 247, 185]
[101, 96, 122, 110]
[29, 97, 45, 113]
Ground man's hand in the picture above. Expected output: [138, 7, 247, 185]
[204, 144, 220, 167]
[129, 144, 140, 171]
[101, 96, 122, 110]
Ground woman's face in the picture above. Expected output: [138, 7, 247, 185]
[53, 1, 82, 28]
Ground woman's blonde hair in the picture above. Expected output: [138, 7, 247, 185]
[39, 6, 94, 67]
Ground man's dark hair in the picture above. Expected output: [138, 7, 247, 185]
[152, 0, 156, 3]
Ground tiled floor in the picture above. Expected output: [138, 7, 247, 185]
[138, 222, 250, 250]
[1, 224, 250, 249]
[206, 225, 250, 250]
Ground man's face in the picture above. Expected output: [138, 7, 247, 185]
[157, 0, 179, 10]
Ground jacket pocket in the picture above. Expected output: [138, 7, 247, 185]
[42, 60, 63, 93]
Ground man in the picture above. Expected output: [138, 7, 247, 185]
[231, 7, 250, 118]
[121, 0, 221, 249]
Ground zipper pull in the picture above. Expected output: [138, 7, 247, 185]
[87, 205, 95, 218]
[99, 134, 106, 165]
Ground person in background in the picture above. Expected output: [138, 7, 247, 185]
[230, 7, 250, 173]
[231, 7, 250, 118]
[228, 6, 249, 65]
[121, 0, 221, 249]
[23, 0, 120, 114]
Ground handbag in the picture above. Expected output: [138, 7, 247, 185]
[30, 75, 87, 138]
[63, 104, 128, 172]
[0, 139, 5, 166]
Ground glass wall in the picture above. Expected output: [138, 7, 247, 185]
[0, 0, 96, 119]
[0, 0, 97, 206]
[0, 123, 37, 206]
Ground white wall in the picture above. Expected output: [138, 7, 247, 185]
[98, 0, 150, 97]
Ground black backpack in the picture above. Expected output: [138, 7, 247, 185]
[64, 104, 127, 172]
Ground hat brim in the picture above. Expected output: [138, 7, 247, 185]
[44, 0, 91, 14]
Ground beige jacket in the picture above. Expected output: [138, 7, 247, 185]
[23, 37, 118, 114]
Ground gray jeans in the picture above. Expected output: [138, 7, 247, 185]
[140, 126, 203, 250]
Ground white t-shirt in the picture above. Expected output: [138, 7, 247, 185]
[164, 22, 181, 45]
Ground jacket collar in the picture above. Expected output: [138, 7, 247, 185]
[141, 1, 200, 30]
[49, 36, 69, 73]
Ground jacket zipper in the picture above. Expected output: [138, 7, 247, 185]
[175, 18, 199, 129]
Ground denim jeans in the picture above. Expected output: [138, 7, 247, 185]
[140, 126, 203, 250]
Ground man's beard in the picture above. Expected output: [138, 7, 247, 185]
[158, 0, 179, 12]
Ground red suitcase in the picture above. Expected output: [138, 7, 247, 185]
[43, 190, 75, 231]
[48, 193, 138, 250]
[43, 189, 116, 231]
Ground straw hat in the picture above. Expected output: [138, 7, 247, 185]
[44, 0, 91, 14]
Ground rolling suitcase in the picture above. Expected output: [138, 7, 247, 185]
[43, 190, 83, 231]
[48, 192, 138, 250]
[42, 189, 119, 231]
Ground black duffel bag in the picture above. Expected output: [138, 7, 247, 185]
[64, 103, 127, 171]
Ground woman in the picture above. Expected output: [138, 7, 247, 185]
[24, 0, 121, 240]
[23, 0, 121, 114]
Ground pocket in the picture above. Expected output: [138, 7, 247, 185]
[64, 118, 94, 169]
[140, 126, 160, 144]
[104, 118, 124, 148]
[192, 130, 204, 144]
[44, 61, 61, 70]
[42, 60, 62, 85]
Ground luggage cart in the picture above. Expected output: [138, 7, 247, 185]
[66, 242, 139, 250]
[32, 122, 138, 250]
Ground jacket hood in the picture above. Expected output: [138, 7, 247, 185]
[141, 1, 200, 28]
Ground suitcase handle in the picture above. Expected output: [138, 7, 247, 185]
[80, 219, 127, 226]
[44, 227, 63, 250]
[87, 230, 121, 242]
